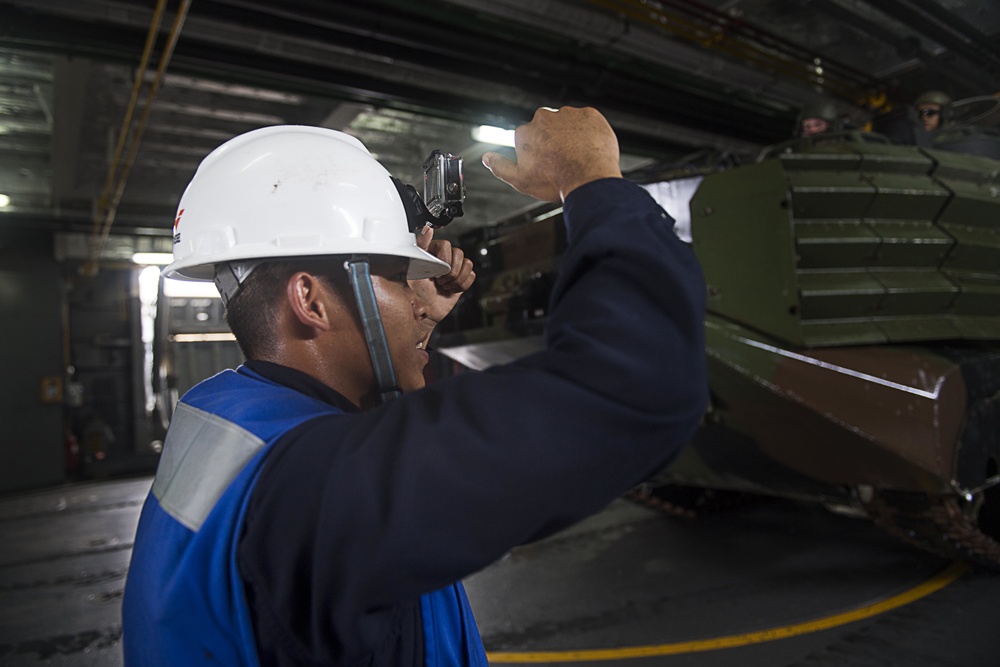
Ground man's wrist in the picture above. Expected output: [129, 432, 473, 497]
[560, 172, 624, 202]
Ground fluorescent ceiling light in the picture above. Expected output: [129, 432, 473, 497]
[163, 278, 221, 299]
[472, 125, 516, 147]
[171, 332, 236, 343]
[0, 194, 10, 207]
[132, 252, 174, 265]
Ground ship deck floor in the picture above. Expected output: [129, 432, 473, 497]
[1, 477, 997, 666]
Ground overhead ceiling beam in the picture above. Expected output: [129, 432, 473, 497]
[0, 1, 794, 154]
[864, 0, 1000, 74]
[807, 0, 998, 96]
[906, 0, 1000, 69]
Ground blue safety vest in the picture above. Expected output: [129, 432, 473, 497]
[122, 366, 487, 666]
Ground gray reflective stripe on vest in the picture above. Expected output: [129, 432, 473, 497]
[151, 402, 266, 532]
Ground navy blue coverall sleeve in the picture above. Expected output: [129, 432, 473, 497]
[238, 178, 708, 663]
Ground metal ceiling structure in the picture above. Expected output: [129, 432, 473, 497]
[0, 0, 998, 248]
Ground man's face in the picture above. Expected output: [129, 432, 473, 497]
[917, 104, 942, 131]
[367, 257, 431, 395]
[801, 117, 830, 137]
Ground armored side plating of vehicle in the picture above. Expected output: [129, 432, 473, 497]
[437, 126, 1000, 569]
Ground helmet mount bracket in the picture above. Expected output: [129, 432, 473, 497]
[392, 150, 465, 233]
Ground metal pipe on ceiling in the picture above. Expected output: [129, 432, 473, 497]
[93, 0, 168, 227]
[89, 0, 193, 272]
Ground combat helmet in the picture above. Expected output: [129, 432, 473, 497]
[796, 101, 843, 136]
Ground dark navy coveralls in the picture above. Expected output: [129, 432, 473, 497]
[122, 178, 708, 666]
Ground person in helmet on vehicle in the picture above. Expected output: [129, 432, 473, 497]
[122, 107, 708, 667]
[798, 101, 840, 137]
[914, 90, 952, 132]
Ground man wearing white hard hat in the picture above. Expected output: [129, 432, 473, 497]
[122, 106, 708, 666]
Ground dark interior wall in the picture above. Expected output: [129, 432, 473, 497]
[67, 266, 137, 467]
[0, 227, 65, 494]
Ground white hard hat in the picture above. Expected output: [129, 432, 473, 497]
[162, 125, 451, 282]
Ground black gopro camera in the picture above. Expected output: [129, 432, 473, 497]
[393, 150, 466, 233]
[422, 150, 465, 223]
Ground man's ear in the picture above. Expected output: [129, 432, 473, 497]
[286, 272, 333, 333]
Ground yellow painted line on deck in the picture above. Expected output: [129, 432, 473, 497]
[487, 561, 967, 663]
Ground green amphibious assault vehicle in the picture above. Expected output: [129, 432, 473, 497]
[437, 124, 1000, 569]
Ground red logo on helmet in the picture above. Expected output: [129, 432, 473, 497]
[173, 209, 184, 244]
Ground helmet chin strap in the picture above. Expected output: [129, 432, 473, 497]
[345, 257, 403, 404]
